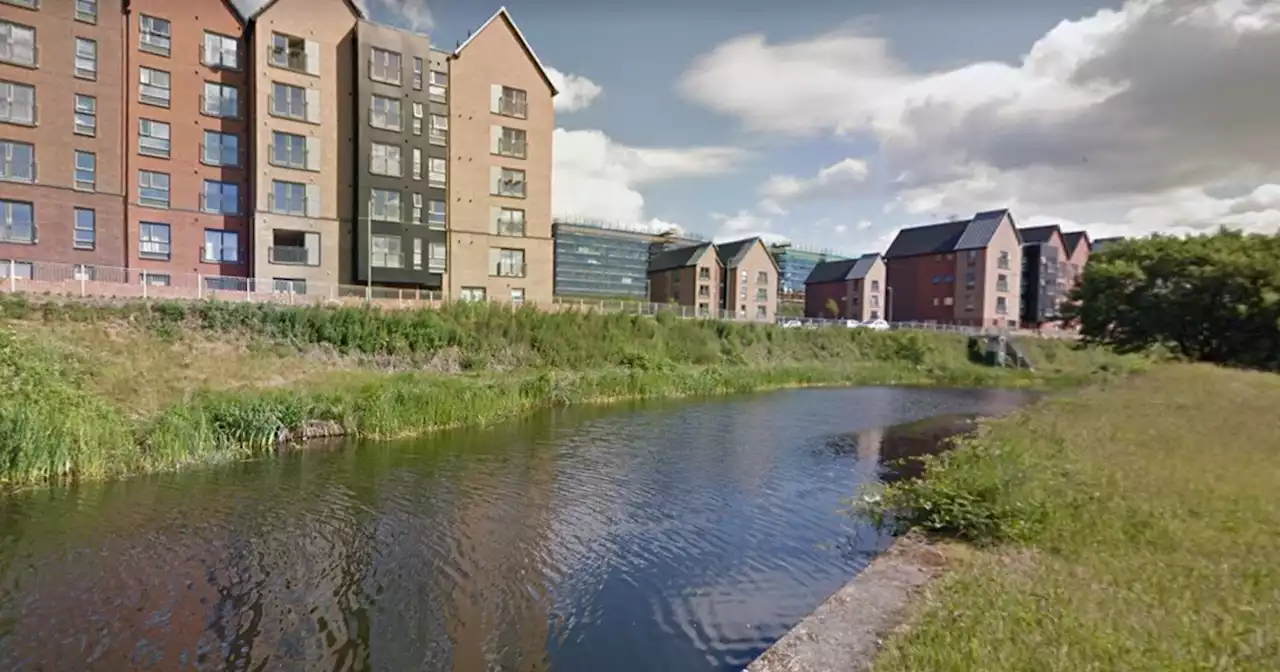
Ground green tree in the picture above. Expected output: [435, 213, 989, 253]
[826, 298, 840, 318]
[1061, 228, 1280, 369]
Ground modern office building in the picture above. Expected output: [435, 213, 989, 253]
[1091, 236, 1123, 253]
[552, 220, 704, 300]
[803, 253, 885, 321]
[716, 237, 778, 322]
[769, 243, 847, 298]
[0, 0, 127, 276]
[647, 241, 720, 316]
[1018, 225, 1067, 327]
[883, 209, 1024, 328]
[446, 8, 556, 304]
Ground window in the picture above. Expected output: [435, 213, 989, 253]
[138, 119, 170, 157]
[0, 199, 33, 243]
[138, 170, 170, 208]
[943, 296, 954, 306]
[0, 22, 36, 67]
[996, 296, 1008, 315]
[492, 248, 525, 277]
[202, 180, 239, 215]
[429, 70, 447, 100]
[202, 130, 239, 167]
[369, 47, 401, 84]
[411, 238, 422, 269]
[998, 250, 1010, 269]
[271, 131, 307, 169]
[74, 94, 96, 136]
[410, 193, 422, 224]
[412, 58, 423, 89]
[74, 208, 94, 249]
[409, 148, 422, 180]
[269, 33, 308, 72]
[757, 271, 768, 285]
[271, 180, 306, 215]
[871, 280, 880, 292]
[430, 242, 446, 273]
[460, 287, 486, 302]
[142, 272, 170, 287]
[203, 32, 238, 69]
[756, 306, 767, 319]
[0, 260, 32, 279]
[369, 143, 402, 176]
[76, 0, 97, 23]
[75, 38, 97, 79]
[139, 222, 170, 259]
[270, 82, 308, 120]
[139, 67, 171, 107]
[495, 207, 524, 236]
[0, 81, 35, 125]
[429, 157, 446, 187]
[411, 102, 423, 135]
[270, 230, 318, 266]
[73, 151, 95, 191]
[497, 126, 525, 158]
[369, 189, 401, 222]
[272, 278, 307, 294]
[430, 114, 449, 146]
[997, 273, 1009, 293]
[427, 199, 446, 228]
[371, 234, 402, 268]
[203, 229, 239, 263]
[0, 140, 33, 182]
[496, 86, 527, 118]
[370, 95, 401, 130]
[756, 287, 768, 301]
[494, 168, 525, 198]
[699, 267, 710, 281]
[139, 15, 170, 56]
[511, 288, 524, 306]
[202, 82, 238, 118]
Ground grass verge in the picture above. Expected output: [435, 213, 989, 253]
[865, 365, 1280, 670]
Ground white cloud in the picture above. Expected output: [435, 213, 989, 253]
[679, 0, 1280, 239]
[856, 219, 873, 231]
[759, 158, 870, 202]
[758, 198, 788, 216]
[547, 67, 603, 113]
[553, 129, 747, 231]
[365, 0, 434, 32]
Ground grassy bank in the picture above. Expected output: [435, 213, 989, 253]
[866, 365, 1280, 670]
[0, 297, 1142, 488]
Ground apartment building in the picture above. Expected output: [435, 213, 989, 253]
[1018, 225, 1067, 327]
[446, 8, 556, 304]
[717, 237, 778, 322]
[0, 0, 126, 276]
[803, 253, 886, 321]
[125, 0, 250, 287]
[349, 20, 446, 290]
[1062, 230, 1090, 289]
[1092, 236, 1123, 253]
[769, 243, 847, 298]
[248, 0, 360, 293]
[647, 241, 720, 316]
[884, 209, 1023, 328]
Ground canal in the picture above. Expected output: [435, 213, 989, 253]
[0, 386, 1036, 671]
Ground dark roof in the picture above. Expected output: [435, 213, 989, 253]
[715, 238, 756, 268]
[648, 243, 712, 273]
[247, 0, 367, 22]
[885, 209, 1019, 259]
[1091, 236, 1123, 252]
[1019, 225, 1061, 245]
[805, 253, 881, 285]
[955, 209, 1014, 250]
[1063, 231, 1091, 255]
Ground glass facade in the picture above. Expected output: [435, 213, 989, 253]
[553, 224, 652, 299]
[773, 247, 846, 295]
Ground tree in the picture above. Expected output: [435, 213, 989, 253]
[826, 298, 840, 318]
[1060, 228, 1280, 370]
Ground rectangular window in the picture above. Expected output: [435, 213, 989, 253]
[429, 158, 446, 187]
[0, 199, 33, 243]
[270, 230, 319, 266]
[0, 81, 35, 125]
[411, 102, 423, 135]
[0, 22, 36, 67]
[871, 280, 880, 292]
[427, 200, 445, 228]
[998, 250, 1011, 269]
[270, 82, 308, 120]
[411, 237, 422, 269]
[203, 32, 238, 69]
[370, 95, 401, 130]
[429, 70, 447, 100]
[411, 193, 422, 224]
[497, 126, 525, 158]
[202, 82, 239, 118]
[73, 207, 95, 249]
[996, 296, 1008, 314]
[369, 143, 402, 176]
[497, 85, 527, 118]
[74, 38, 97, 79]
[429, 114, 448, 145]
[756, 287, 768, 301]
[429, 242, 445, 272]
[203, 229, 239, 263]
[271, 180, 306, 215]
[460, 287, 486, 302]
[202, 180, 240, 215]
[369, 47, 401, 84]
[73, 151, 95, 191]
[699, 267, 710, 281]
[757, 271, 768, 284]
[269, 33, 308, 72]
[74, 94, 96, 136]
[138, 119, 170, 157]
[142, 272, 171, 287]
[412, 57, 423, 89]
[138, 170, 170, 208]
[0, 140, 33, 182]
[0, 260, 33, 279]
[371, 234, 402, 268]
[202, 130, 239, 167]
[491, 247, 525, 278]
[139, 67, 171, 107]
[369, 188, 401, 222]
[270, 131, 307, 169]
[494, 167, 526, 198]
[139, 222, 170, 259]
[495, 207, 524, 236]
[412, 148, 422, 180]
[997, 273, 1009, 293]
[76, 0, 98, 23]
[139, 15, 171, 56]
[756, 305, 767, 319]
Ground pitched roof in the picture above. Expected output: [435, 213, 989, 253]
[805, 253, 881, 285]
[1091, 236, 1124, 251]
[885, 209, 1020, 259]
[453, 7, 559, 95]
[715, 237, 779, 271]
[1063, 231, 1091, 255]
[1019, 225, 1060, 245]
[648, 243, 712, 273]
[246, 0, 366, 22]
[956, 209, 1015, 250]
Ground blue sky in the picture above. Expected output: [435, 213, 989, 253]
[275, 0, 1280, 255]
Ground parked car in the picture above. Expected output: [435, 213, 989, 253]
[842, 319, 862, 329]
[780, 319, 803, 329]
[862, 319, 891, 331]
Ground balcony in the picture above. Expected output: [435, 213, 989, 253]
[498, 139, 527, 159]
[372, 254, 404, 269]
[494, 262, 526, 278]
[428, 259, 446, 273]
[498, 97, 527, 119]
[269, 245, 313, 265]
[429, 130, 447, 146]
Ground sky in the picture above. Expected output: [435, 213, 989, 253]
[237, 0, 1280, 256]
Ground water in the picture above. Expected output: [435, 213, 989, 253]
[0, 386, 1036, 671]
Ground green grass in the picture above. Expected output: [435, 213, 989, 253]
[866, 365, 1280, 671]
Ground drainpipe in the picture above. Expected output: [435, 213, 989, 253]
[122, 0, 132, 280]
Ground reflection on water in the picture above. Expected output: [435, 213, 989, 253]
[0, 386, 1035, 671]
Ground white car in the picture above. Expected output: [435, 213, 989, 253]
[842, 319, 862, 329]
[781, 319, 803, 328]
[862, 319, 891, 331]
